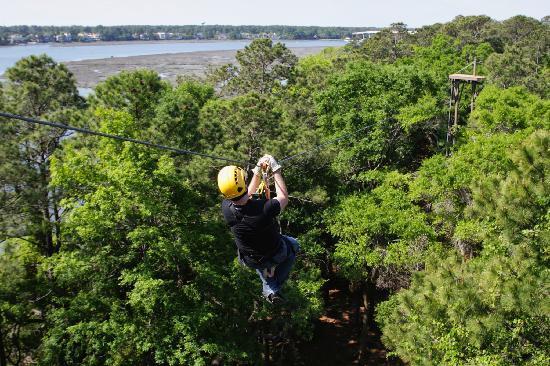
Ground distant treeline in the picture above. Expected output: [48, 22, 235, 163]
[0, 24, 375, 44]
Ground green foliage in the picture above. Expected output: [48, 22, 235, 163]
[152, 81, 214, 148]
[377, 244, 549, 366]
[1, 14, 549, 366]
[208, 38, 298, 95]
[0, 54, 85, 254]
[46, 109, 259, 364]
[471, 85, 550, 133]
[439, 15, 495, 46]
[44, 108, 323, 364]
[378, 130, 550, 365]
[327, 172, 435, 287]
[90, 69, 169, 121]
[3, 54, 84, 117]
[410, 131, 526, 242]
[0, 54, 86, 366]
[0, 239, 45, 365]
[486, 45, 550, 97]
[354, 23, 414, 62]
[315, 60, 440, 175]
[470, 130, 549, 247]
[198, 93, 282, 163]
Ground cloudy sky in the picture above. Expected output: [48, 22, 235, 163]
[2, 0, 548, 27]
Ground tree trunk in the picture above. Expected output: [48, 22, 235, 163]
[0, 315, 7, 366]
[357, 280, 377, 363]
[52, 191, 61, 251]
[42, 201, 54, 256]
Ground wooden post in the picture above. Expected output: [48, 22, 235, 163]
[447, 67, 485, 150]
[452, 80, 460, 146]
[471, 82, 477, 113]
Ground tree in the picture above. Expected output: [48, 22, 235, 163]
[1, 54, 84, 255]
[0, 54, 84, 366]
[470, 85, 550, 133]
[315, 60, 441, 177]
[440, 15, 495, 46]
[470, 130, 549, 247]
[152, 80, 214, 149]
[355, 24, 413, 63]
[41, 108, 323, 364]
[377, 131, 549, 365]
[90, 69, 169, 122]
[44, 109, 260, 364]
[208, 38, 298, 95]
[0, 239, 47, 366]
[486, 45, 549, 97]
[2, 54, 84, 117]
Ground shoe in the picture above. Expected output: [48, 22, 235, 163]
[266, 292, 286, 305]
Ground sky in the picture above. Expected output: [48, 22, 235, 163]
[1, 0, 548, 27]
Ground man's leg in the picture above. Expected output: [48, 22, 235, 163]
[273, 236, 300, 290]
[256, 268, 280, 297]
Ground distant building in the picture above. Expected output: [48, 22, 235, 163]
[215, 32, 228, 40]
[78, 32, 101, 42]
[55, 32, 73, 42]
[9, 34, 25, 44]
[38, 34, 53, 43]
[156, 32, 167, 40]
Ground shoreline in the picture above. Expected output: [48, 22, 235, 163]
[2, 38, 345, 48]
[64, 46, 334, 88]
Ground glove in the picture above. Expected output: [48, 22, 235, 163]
[252, 155, 281, 175]
[252, 155, 270, 176]
[268, 155, 281, 173]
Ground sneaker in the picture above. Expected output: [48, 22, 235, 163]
[266, 292, 286, 305]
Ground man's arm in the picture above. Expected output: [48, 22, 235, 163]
[247, 172, 261, 196]
[272, 171, 289, 211]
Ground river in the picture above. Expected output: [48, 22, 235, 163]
[0, 39, 345, 75]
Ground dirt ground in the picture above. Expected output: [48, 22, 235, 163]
[64, 46, 329, 87]
[298, 278, 404, 366]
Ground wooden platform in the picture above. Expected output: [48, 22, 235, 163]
[449, 73, 486, 82]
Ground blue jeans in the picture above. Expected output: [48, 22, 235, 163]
[240, 235, 300, 297]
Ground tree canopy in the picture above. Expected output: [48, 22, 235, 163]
[1, 14, 548, 365]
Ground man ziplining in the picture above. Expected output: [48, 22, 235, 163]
[217, 155, 300, 304]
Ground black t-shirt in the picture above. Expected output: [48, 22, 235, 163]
[222, 198, 281, 258]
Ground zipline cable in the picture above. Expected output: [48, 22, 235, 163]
[264, 122, 373, 184]
[0, 111, 249, 166]
[1, 111, 371, 171]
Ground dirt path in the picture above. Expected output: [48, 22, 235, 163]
[298, 278, 403, 366]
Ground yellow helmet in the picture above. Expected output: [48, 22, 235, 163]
[217, 166, 247, 200]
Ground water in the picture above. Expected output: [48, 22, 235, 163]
[78, 87, 93, 97]
[0, 39, 345, 75]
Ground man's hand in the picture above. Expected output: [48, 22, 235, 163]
[252, 154, 281, 175]
[252, 155, 268, 176]
[267, 155, 282, 173]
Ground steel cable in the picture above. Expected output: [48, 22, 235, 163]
[0, 111, 250, 166]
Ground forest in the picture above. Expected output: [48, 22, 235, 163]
[0, 25, 368, 44]
[0, 14, 548, 366]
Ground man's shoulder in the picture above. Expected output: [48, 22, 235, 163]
[264, 198, 281, 217]
[221, 199, 234, 217]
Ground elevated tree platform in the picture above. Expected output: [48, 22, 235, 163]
[449, 73, 486, 82]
